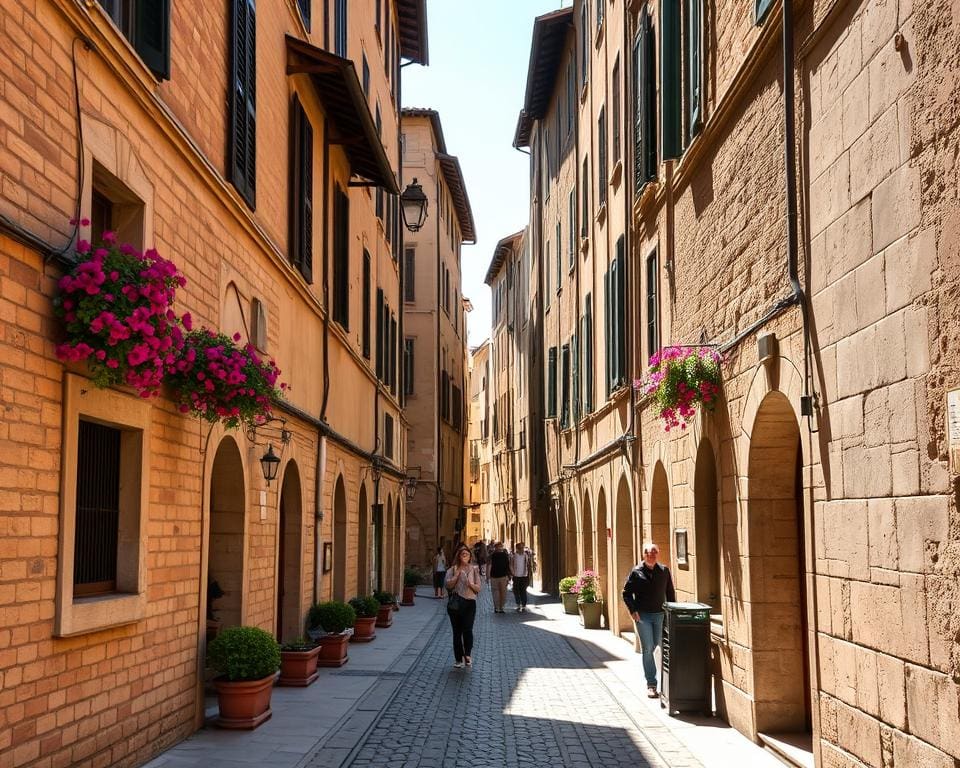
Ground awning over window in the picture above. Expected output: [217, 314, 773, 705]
[285, 36, 399, 194]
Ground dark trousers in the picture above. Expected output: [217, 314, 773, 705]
[448, 598, 477, 661]
[513, 576, 529, 607]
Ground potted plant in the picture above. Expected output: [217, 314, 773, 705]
[559, 576, 579, 615]
[373, 590, 395, 628]
[402, 568, 420, 606]
[206, 625, 280, 729]
[306, 601, 355, 667]
[349, 596, 380, 642]
[278, 637, 322, 687]
[573, 571, 604, 630]
[636, 346, 722, 432]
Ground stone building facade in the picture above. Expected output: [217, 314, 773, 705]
[399, 108, 474, 570]
[0, 1, 426, 766]
[465, 339, 493, 544]
[511, 0, 960, 765]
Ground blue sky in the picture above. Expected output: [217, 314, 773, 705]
[403, 0, 565, 347]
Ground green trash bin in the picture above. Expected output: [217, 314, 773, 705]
[660, 602, 712, 716]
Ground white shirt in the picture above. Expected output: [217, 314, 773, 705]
[510, 552, 528, 577]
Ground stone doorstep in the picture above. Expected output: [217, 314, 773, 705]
[758, 732, 816, 768]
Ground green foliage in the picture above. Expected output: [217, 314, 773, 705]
[280, 637, 317, 652]
[558, 576, 577, 594]
[207, 626, 280, 682]
[349, 595, 380, 619]
[573, 570, 602, 604]
[373, 590, 396, 605]
[306, 601, 356, 634]
[403, 568, 421, 588]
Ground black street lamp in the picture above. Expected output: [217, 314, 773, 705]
[400, 178, 428, 232]
[260, 444, 281, 485]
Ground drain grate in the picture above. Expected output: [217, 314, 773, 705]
[330, 669, 406, 678]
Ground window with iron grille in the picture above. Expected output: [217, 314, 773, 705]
[74, 420, 122, 596]
[229, 0, 257, 208]
[97, 0, 171, 80]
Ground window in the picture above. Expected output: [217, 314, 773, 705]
[581, 155, 589, 236]
[384, 414, 394, 459]
[362, 54, 370, 98]
[90, 162, 145, 249]
[362, 250, 371, 358]
[545, 239, 551, 304]
[685, 0, 704, 143]
[97, 0, 171, 79]
[375, 0, 381, 37]
[606, 238, 626, 395]
[579, 3, 589, 91]
[555, 222, 561, 290]
[229, 0, 257, 208]
[756, 0, 775, 24]
[568, 191, 576, 268]
[332, 186, 349, 329]
[297, 0, 310, 31]
[560, 343, 571, 428]
[376, 288, 384, 378]
[612, 57, 621, 166]
[335, 0, 347, 57]
[583, 293, 594, 414]
[404, 247, 415, 302]
[546, 347, 557, 418]
[647, 248, 660, 361]
[572, 328, 580, 422]
[389, 313, 397, 394]
[566, 59, 576, 137]
[598, 106, 607, 208]
[57, 374, 149, 636]
[441, 371, 450, 421]
[662, 0, 683, 159]
[634, 5, 657, 191]
[404, 338, 414, 395]
[452, 386, 462, 431]
[289, 94, 313, 283]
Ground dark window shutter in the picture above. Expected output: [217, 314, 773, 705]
[581, 156, 589, 237]
[572, 329, 580, 422]
[404, 339, 414, 396]
[229, 0, 256, 209]
[376, 288, 384, 378]
[335, 0, 347, 56]
[647, 250, 659, 360]
[598, 107, 607, 207]
[134, 0, 171, 80]
[635, 6, 657, 191]
[615, 239, 626, 387]
[333, 187, 349, 329]
[362, 251, 371, 358]
[612, 59, 621, 165]
[389, 313, 397, 394]
[686, 0, 703, 141]
[297, 0, 310, 30]
[288, 95, 313, 283]
[584, 294, 593, 413]
[561, 344, 570, 428]
[661, 0, 682, 160]
[547, 347, 557, 418]
[404, 248, 415, 302]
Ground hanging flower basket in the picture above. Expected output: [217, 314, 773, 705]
[166, 328, 285, 430]
[636, 346, 722, 431]
[54, 228, 186, 398]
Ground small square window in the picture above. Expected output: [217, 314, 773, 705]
[89, 162, 145, 250]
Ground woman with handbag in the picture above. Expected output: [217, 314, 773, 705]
[445, 545, 481, 669]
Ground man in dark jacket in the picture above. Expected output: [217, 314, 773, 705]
[622, 542, 676, 697]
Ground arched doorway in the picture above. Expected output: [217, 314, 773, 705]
[385, 495, 396, 593]
[694, 440, 721, 612]
[333, 476, 347, 601]
[748, 392, 810, 734]
[209, 438, 245, 629]
[650, 463, 671, 567]
[357, 485, 370, 595]
[614, 475, 635, 634]
[581, 492, 594, 572]
[595, 488, 609, 626]
[393, 499, 403, 593]
[565, 498, 578, 576]
[277, 462, 303, 642]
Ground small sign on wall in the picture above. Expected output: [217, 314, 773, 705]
[948, 389, 960, 473]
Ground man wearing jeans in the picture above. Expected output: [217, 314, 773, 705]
[622, 542, 676, 697]
[510, 542, 531, 612]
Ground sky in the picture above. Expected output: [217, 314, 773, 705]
[402, 0, 565, 349]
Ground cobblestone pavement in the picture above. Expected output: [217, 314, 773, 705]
[305, 587, 701, 768]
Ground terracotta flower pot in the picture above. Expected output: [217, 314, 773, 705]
[214, 674, 275, 729]
[317, 633, 349, 667]
[401, 586, 416, 606]
[278, 645, 321, 686]
[561, 592, 579, 615]
[375, 604, 394, 628]
[351, 616, 377, 643]
[579, 601, 603, 630]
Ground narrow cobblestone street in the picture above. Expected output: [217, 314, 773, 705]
[316, 587, 695, 768]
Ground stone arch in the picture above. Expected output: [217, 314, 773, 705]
[581, 490, 594, 572]
[277, 460, 303, 642]
[614, 474, 635, 634]
[649, 462, 672, 568]
[747, 391, 810, 735]
[694, 439, 721, 612]
[332, 475, 348, 601]
[383, 494, 395, 595]
[565, 496, 578, 576]
[596, 486, 610, 627]
[208, 436, 247, 630]
[357, 483, 370, 596]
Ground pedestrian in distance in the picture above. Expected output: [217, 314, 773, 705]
[476, 539, 489, 579]
[488, 541, 510, 613]
[432, 546, 447, 598]
[445, 545, 481, 669]
[622, 542, 676, 698]
[510, 542, 532, 612]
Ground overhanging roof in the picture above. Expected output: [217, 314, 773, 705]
[484, 230, 524, 285]
[285, 36, 399, 194]
[398, 0, 429, 65]
[519, 8, 573, 127]
[514, 110, 533, 148]
[437, 153, 476, 243]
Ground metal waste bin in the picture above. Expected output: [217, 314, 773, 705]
[660, 602, 712, 716]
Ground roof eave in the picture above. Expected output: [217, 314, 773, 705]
[398, 0, 429, 65]
[437, 153, 476, 243]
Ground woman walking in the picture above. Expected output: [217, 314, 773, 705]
[445, 545, 481, 669]
[432, 547, 447, 598]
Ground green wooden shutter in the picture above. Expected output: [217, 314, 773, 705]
[661, 0, 682, 160]
[134, 0, 171, 80]
[615, 241, 627, 387]
[687, 0, 703, 141]
[572, 329, 580, 422]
